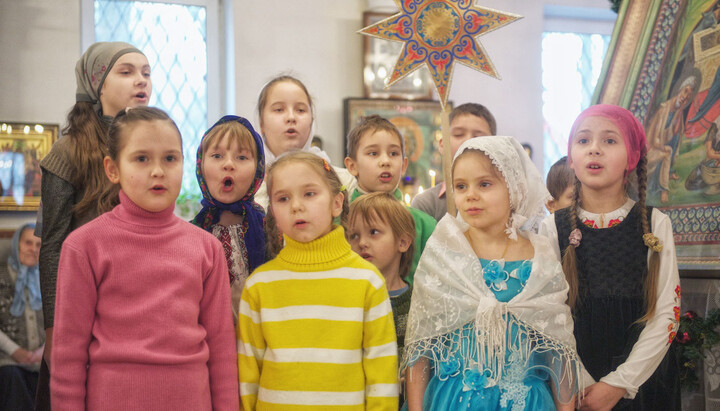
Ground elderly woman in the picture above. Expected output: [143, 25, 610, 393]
[0, 223, 44, 410]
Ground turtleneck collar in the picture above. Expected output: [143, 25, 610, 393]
[278, 225, 352, 268]
[112, 190, 177, 228]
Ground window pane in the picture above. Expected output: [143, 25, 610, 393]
[95, 0, 207, 199]
[542, 32, 610, 173]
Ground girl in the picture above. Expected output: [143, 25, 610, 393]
[237, 151, 398, 410]
[539, 104, 681, 411]
[192, 115, 266, 322]
[404, 136, 586, 411]
[50, 107, 239, 411]
[0, 224, 44, 410]
[37, 41, 151, 409]
[253, 75, 356, 208]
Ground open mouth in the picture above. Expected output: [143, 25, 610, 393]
[151, 185, 166, 192]
[587, 163, 603, 170]
[379, 172, 393, 182]
[286, 128, 298, 136]
[135, 92, 148, 100]
[222, 176, 234, 192]
[360, 252, 372, 260]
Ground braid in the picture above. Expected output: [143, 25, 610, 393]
[635, 155, 660, 323]
[562, 176, 583, 310]
[264, 204, 283, 260]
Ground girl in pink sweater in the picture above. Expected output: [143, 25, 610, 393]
[50, 107, 239, 411]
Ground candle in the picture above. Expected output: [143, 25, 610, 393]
[404, 193, 411, 206]
[429, 169, 436, 187]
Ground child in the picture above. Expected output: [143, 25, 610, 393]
[346, 192, 415, 360]
[237, 151, 398, 410]
[344, 115, 436, 283]
[191, 115, 266, 322]
[50, 107, 239, 410]
[37, 41, 151, 409]
[254, 74, 356, 208]
[404, 136, 585, 411]
[545, 156, 574, 213]
[539, 104, 681, 410]
[411, 103, 496, 221]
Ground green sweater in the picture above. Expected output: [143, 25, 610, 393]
[350, 189, 436, 284]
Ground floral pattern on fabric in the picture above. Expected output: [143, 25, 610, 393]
[669, 285, 681, 344]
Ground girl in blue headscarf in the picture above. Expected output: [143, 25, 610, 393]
[0, 223, 44, 410]
[192, 116, 267, 323]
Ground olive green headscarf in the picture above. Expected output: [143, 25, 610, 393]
[75, 41, 145, 115]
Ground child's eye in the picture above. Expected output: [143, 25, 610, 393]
[276, 195, 289, 203]
[238, 155, 249, 161]
[370, 229, 380, 235]
[455, 183, 466, 190]
[136, 155, 148, 162]
[210, 153, 222, 159]
[273, 108, 283, 113]
[605, 138, 617, 144]
[165, 155, 177, 162]
[304, 191, 316, 197]
[390, 151, 400, 157]
[480, 181, 492, 188]
[576, 137, 589, 144]
[368, 151, 377, 156]
[348, 233, 358, 241]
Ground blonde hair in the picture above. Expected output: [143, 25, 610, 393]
[346, 192, 416, 279]
[264, 151, 348, 258]
[200, 121, 257, 160]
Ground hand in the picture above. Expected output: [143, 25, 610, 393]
[11, 348, 33, 364]
[43, 327, 53, 367]
[580, 382, 626, 411]
[29, 345, 44, 363]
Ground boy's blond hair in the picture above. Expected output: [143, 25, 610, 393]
[347, 192, 415, 279]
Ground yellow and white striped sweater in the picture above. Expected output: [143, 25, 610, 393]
[237, 226, 398, 410]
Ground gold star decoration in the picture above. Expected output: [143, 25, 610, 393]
[360, 0, 521, 107]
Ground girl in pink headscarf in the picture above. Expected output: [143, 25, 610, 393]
[540, 104, 681, 411]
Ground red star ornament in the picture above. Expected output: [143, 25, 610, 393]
[360, 0, 521, 107]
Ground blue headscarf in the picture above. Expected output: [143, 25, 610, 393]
[191, 116, 266, 273]
[9, 223, 42, 317]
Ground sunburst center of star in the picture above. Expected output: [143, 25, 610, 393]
[416, 2, 461, 48]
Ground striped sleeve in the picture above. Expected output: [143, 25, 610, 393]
[362, 276, 399, 410]
[237, 281, 265, 411]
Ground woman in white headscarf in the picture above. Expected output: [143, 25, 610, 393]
[0, 224, 44, 410]
[403, 136, 590, 410]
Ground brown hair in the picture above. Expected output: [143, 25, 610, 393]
[449, 103, 497, 135]
[346, 192, 416, 279]
[97, 107, 182, 213]
[346, 114, 404, 160]
[264, 151, 349, 258]
[451, 148, 503, 182]
[200, 122, 257, 160]
[65, 101, 112, 217]
[546, 156, 574, 200]
[257, 75, 314, 127]
[562, 155, 659, 322]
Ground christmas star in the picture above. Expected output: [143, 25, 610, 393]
[360, 0, 521, 107]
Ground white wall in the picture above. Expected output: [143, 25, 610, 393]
[0, 0, 80, 229]
[0, 0, 613, 228]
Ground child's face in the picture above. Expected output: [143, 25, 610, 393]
[260, 81, 313, 156]
[202, 134, 257, 204]
[99, 52, 151, 117]
[270, 161, 343, 243]
[445, 114, 492, 157]
[546, 185, 574, 213]
[104, 120, 183, 212]
[344, 130, 408, 193]
[569, 116, 628, 196]
[347, 214, 410, 278]
[453, 151, 511, 233]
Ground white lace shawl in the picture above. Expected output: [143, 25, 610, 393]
[403, 214, 587, 403]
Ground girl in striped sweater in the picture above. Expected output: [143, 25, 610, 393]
[237, 151, 399, 410]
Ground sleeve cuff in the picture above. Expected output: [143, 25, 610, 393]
[600, 374, 637, 399]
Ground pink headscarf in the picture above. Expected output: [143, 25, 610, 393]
[567, 104, 647, 172]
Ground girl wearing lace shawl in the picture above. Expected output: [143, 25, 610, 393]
[192, 116, 267, 323]
[404, 136, 587, 410]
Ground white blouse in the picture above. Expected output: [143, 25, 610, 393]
[539, 199, 681, 399]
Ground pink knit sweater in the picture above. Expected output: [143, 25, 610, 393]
[51, 191, 239, 410]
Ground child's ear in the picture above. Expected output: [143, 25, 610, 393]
[344, 156, 359, 177]
[397, 234, 412, 253]
[545, 199, 557, 214]
[401, 156, 409, 175]
[104, 156, 120, 184]
[331, 192, 344, 218]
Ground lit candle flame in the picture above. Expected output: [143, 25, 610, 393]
[429, 169, 436, 187]
[404, 193, 411, 205]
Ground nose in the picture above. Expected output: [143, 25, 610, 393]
[290, 196, 303, 212]
[151, 162, 165, 178]
[222, 156, 235, 170]
[357, 235, 368, 249]
[378, 152, 390, 166]
[287, 109, 296, 123]
[135, 72, 148, 87]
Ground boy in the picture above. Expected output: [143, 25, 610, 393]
[411, 103, 497, 221]
[344, 115, 435, 283]
[545, 156, 575, 213]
